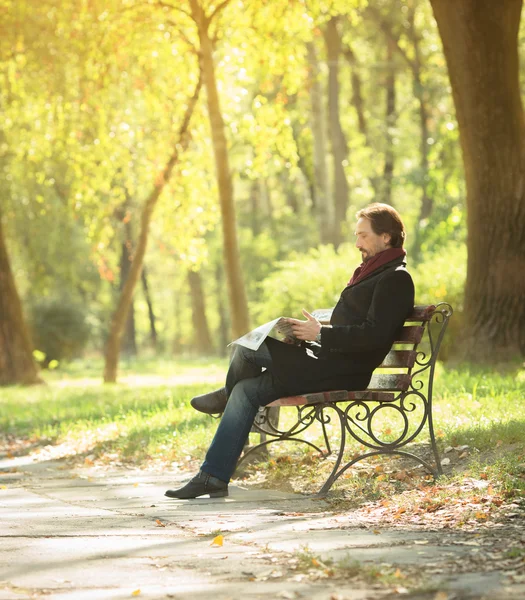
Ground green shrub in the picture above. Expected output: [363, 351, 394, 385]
[30, 298, 91, 367]
[250, 243, 359, 322]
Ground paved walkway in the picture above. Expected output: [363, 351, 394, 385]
[0, 455, 524, 600]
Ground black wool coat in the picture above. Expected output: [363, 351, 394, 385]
[266, 256, 415, 396]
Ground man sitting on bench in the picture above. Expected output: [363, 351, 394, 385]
[165, 202, 415, 499]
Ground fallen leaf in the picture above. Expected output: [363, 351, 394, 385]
[211, 534, 224, 547]
[131, 590, 141, 597]
[155, 519, 166, 527]
[394, 568, 406, 578]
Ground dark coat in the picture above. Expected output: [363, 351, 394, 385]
[266, 256, 414, 395]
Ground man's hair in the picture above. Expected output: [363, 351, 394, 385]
[356, 203, 406, 248]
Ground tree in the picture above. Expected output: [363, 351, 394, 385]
[431, 0, 525, 360]
[0, 214, 42, 385]
[103, 74, 203, 382]
[188, 0, 251, 339]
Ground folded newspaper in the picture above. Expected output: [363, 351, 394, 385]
[230, 317, 297, 351]
[230, 309, 334, 352]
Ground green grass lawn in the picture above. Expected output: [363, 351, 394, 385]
[1, 357, 524, 505]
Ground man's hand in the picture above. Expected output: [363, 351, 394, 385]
[287, 309, 321, 341]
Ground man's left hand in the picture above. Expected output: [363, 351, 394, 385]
[287, 309, 321, 341]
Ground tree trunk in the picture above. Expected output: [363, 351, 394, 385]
[187, 269, 214, 354]
[215, 263, 229, 356]
[344, 42, 380, 196]
[324, 17, 349, 248]
[307, 42, 334, 244]
[249, 180, 260, 236]
[379, 38, 396, 206]
[0, 214, 42, 385]
[172, 289, 182, 355]
[119, 224, 137, 356]
[408, 6, 433, 262]
[431, 0, 525, 360]
[141, 266, 157, 350]
[292, 122, 316, 211]
[103, 74, 202, 382]
[189, 0, 250, 339]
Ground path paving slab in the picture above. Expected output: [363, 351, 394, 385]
[1, 460, 524, 600]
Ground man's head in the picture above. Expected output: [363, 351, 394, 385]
[355, 203, 406, 263]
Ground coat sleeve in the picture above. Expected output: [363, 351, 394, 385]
[319, 269, 414, 353]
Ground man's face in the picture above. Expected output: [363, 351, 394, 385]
[355, 217, 391, 263]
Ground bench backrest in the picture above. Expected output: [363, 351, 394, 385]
[314, 304, 451, 393]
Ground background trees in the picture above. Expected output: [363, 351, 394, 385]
[1, 0, 524, 385]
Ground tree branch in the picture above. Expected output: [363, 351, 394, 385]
[166, 18, 198, 54]
[365, 5, 415, 74]
[151, 0, 192, 18]
[208, 0, 232, 23]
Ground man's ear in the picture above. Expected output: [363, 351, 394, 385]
[383, 233, 392, 246]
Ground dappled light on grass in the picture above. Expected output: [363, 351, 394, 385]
[0, 360, 523, 505]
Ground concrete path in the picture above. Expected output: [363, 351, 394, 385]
[0, 456, 524, 600]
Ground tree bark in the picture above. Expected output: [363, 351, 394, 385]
[431, 0, 525, 360]
[407, 6, 433, 261]
[119, 223, 137, 357]
[324, 17, 350, 248]
[380, 38, 397, 206]
[249, 180, 260, 236]
[189, 0, 250, 339]
[141, 266, 157, 350]
[307, 42, 334, 244]
[103, 74, 202, 382]
[0, 214, 42, 385]
[187, 269, 214, 354]
[215, 263, 229, 356]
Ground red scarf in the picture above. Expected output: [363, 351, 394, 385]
[347, 247, 406, 287]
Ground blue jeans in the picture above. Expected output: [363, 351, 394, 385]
[201, 342, 287, 482]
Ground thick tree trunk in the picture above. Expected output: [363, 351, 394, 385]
[0, 215, 42, 385]
[141, 266, 157, 350]
[103, 74, 202, 382]
[187, 269, 214, 354]
[431, 0, 525, 360]
[324, 17, 349, 248]
[189, 0, 250, 339]
[307, 42, 334, 244]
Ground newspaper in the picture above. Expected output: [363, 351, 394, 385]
[230, 317, 297, 351]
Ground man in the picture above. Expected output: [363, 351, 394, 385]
[165, 203, 414, 499]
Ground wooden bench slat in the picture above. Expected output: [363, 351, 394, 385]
[407, 305, 436, 321]
[267, 389, 396, 407]
[396, 325, 424, 344]
[379, 350, 417, 368]
[368, 373, 411, 391]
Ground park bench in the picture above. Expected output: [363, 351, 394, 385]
[238, 302, 453, 496]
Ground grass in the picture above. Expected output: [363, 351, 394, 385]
[0, 357, 524, 505]
[0, 356, 227, 469]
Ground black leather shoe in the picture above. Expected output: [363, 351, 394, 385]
[165, 470, 228, 499]
[190, 387, 228, 415]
